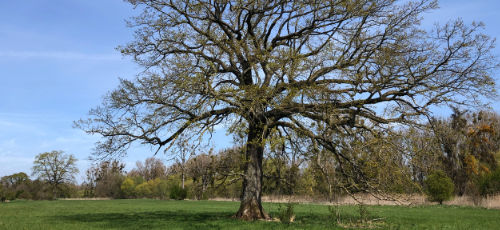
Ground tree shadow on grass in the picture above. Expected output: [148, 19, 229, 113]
[51, 210, 241, 230]
[51, 206, 355, 229]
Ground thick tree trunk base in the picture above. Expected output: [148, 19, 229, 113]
[233, 199, 270, 220]
[234, 122, 270, 221]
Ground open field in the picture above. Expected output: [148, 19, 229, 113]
[1, 200, 500, 229]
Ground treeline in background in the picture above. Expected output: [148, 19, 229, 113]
[2, 109, 500, 204]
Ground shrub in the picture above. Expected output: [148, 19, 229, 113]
[121, 177, 136, 198]
[17, 190, 32, 200]
[169, 185, 187, 200]
[2, 191, 16, 201]
[135, 182, 153, 198]
[358, 204, 370, 223]
[277, 203, 295, 224]
[156, 179, 169, 200]
[479, 168, 500, 196]
[424, 171, 454, 204]
[327, 205, 341, 224]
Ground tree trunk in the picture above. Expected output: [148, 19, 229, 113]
[181, 170, 185, 190]
[234, 123, 270, 220]
[52, 184, 58, 200]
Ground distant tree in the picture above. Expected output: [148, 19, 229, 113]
[465, 111, 500, 172]
[211, 147, 245, 199]
[400, 128, 442, 187]
[433, 109, 472, 195]
[32, 151, 79, 199]
[169, 184, 187, 200]
[309, 148, 341, 201]
[83, 165, 98, 197]
[147, 178, 169, 199]
[424, 171, 454, 205]
[84, 160, 125, 198]
[187, 153, 214, 199]
[479, 168, 500, 196]
[1, 172, 30, 187]
[0, 183, 5, 202]
[433, 110, 500, 195]
[27, 179, 52, 200]
[264, 133, 306, 197]
[129, 157, 167, 181]
[174, 136, 196, 190]
[1, 172, 31, 199]
[77, 0, 498, 220]
[135, 181, 153, 198]
[121, 177, 136, 198]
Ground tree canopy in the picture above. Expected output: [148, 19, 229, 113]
[32, 150, 79, 199]
[77, 0, 498, 220]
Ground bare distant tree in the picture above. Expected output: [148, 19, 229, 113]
[130, 157, 167, 181]
[174, 136, 196, 189]
[84, 160, 125, 198]
[187, 153, 214, 199]
[77, 0, 498, 219]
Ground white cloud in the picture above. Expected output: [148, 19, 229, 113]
[0, 114, 97, 179]
[0, 155, 34, 176]
[0, 117, 48, 137]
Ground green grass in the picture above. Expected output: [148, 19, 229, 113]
[0, 199, 499, 229]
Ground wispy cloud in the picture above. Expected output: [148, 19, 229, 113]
[0, 51, 122, 61]
[0, 119, 48, 137]
[0, 123, 98, 180]
[0, 156, 35, 176]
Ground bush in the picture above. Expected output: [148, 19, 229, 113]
[479, 168, 500, 196]
[424, 171, 454, 204]
[135, 182, 153, 198]
[277, 203, 295, 224]
[29, 180, 53, 200]
[358, 204, 370, 223]
[155, 179, 169, 200]
[121, 177, 136, 198]
[17, 190, 32, 200]
[169, 185, 187, 200]
[327, 205, 341, 224]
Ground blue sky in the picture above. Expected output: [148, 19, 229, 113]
[1, 0, 499, 182]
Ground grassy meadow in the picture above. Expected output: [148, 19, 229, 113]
[1, 199, 499, 229]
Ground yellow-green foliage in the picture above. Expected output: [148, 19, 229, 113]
[147, 178, 169, 199]
[135, 182, 152, 198]
[121, 178, 136, 198]
[121, 177, 175, 199]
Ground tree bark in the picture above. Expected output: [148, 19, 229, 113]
[234, 123, 270, 220]
[182, 170, 185, 190]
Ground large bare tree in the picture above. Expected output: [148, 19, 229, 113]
[77, 0, 498, 220]
[32, 151, 79, 199]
